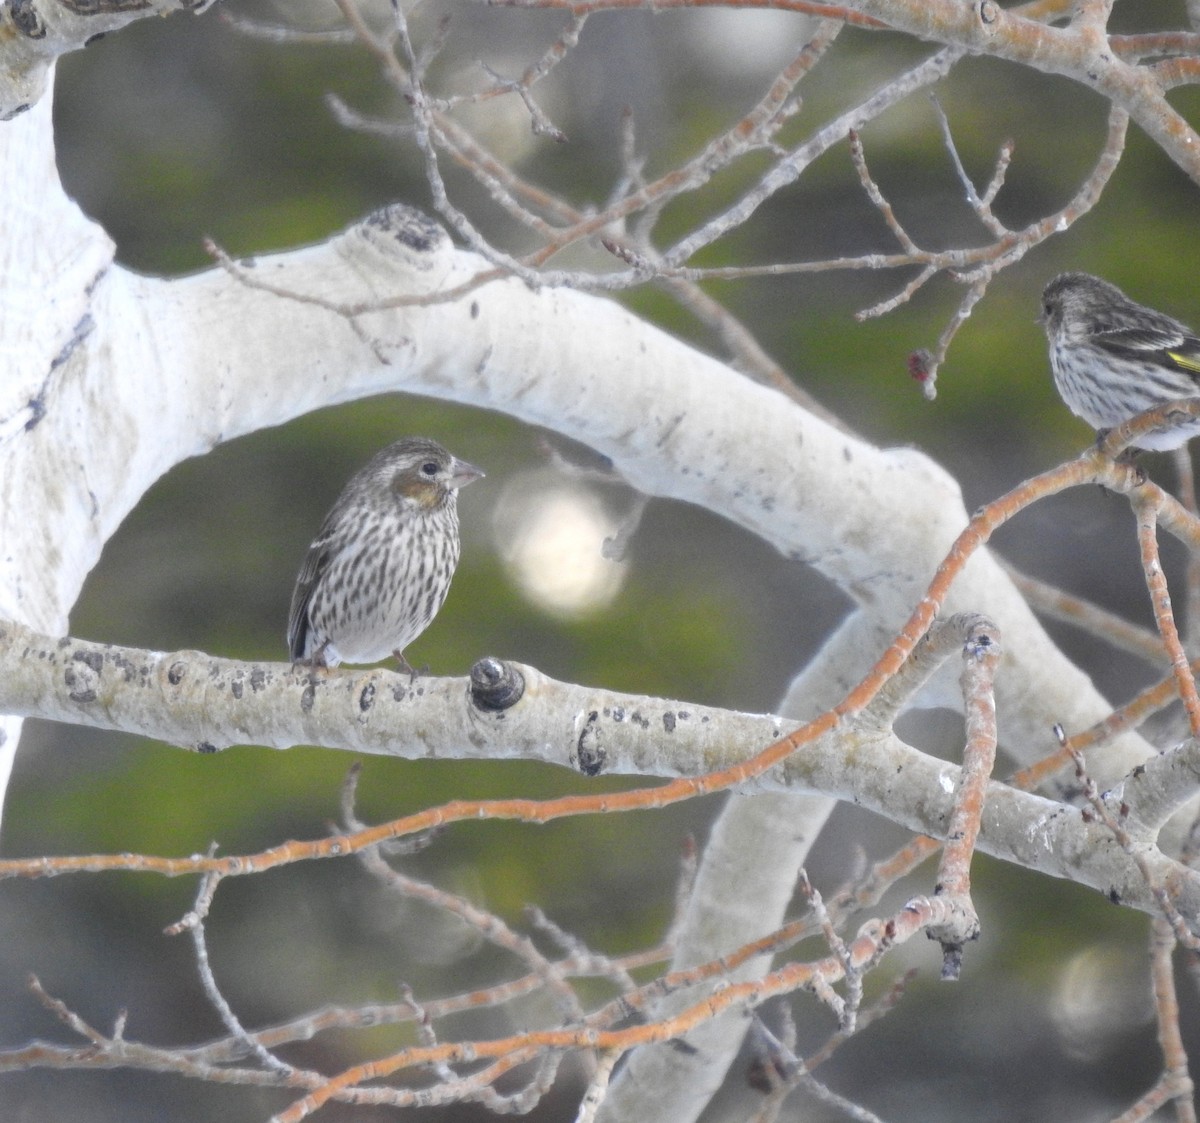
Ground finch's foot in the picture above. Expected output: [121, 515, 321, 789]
[393, 649, 420, 685]
[1095, 428, 1146, 465]
[292, 640, 335, 682]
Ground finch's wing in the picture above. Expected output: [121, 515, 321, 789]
[287, 528, 336, 662]
[1167, 339, 1200, 375]
[1094, 323, 1200, 377]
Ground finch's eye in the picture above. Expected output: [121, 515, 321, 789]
[420, 461, 440, 477]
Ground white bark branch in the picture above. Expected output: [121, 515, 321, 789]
[0, 618, 1195, 922]
[3, 177, 1155, 779]
[0, 1, 212, 121]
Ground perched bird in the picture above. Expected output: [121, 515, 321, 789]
[1041, 272, 1200, 451]
[287, 437, 484, 673]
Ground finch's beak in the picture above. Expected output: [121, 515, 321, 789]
[449, 458, 485, 489]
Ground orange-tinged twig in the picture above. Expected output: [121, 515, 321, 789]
[843, 835, 941, 900]
[267, 893, 963, 1122]
[927, 617, 1000, 978]
[1132, 489, 1200, 737]
[1152, 56, 1200, 91]
[489, 0, 887, 23]
[1006, 564, 1167, 666]
[801, 968, 918, 1072]
[506, 19, 844, 272]
[1108, 921, 1197, 1123]
[935, 617, 1001, 900]
[1170, 446, 1200, 648]
[1008, 658, 1200, 791]
[491, 0, 1072, 23]
[1149, 919, 1197, 1121]
[1113, 32, 1200, 61]
[1007, 406, 1200, 779]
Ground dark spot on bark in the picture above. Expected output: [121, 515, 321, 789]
[67, 660, 99, 702]
[74, 650, 103, 673]
[111, 653, 138, 682]
[10, 0, 46, 38]
[360, 682, 376, 712]
[168, 663, 186, 685]
[24, 395, 45, 430]
[577, 715, 605, 776]
[364, 204, 443, 251]
[64, 672, 96, 705]
[663, 712, 676, 733]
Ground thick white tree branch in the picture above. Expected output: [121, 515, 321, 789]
[0, 87, 117, 806]
[23, 200, 1161, 771]
[0, 617, 1195, 922]
[0, 1, 211, 121]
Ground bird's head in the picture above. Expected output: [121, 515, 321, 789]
[381, 438, 485, 510]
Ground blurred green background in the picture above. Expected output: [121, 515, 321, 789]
[2, 0, 1199, 1119]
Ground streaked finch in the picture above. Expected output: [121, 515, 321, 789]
[1041, 272, 1200, 452]
[287, 437, 484, 673]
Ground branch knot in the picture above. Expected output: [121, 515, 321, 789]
[470, 657, 525, 712]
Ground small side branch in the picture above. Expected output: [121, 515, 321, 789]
[928, 616, 1001, 978]
[1132, 488, 1200, 737]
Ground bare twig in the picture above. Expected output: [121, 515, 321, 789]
[1006, 563, 1169, 667]
[1069, 749, 1200, 951]
[1132, 488, 1200, 737]
[928, 616, 1000, 978]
